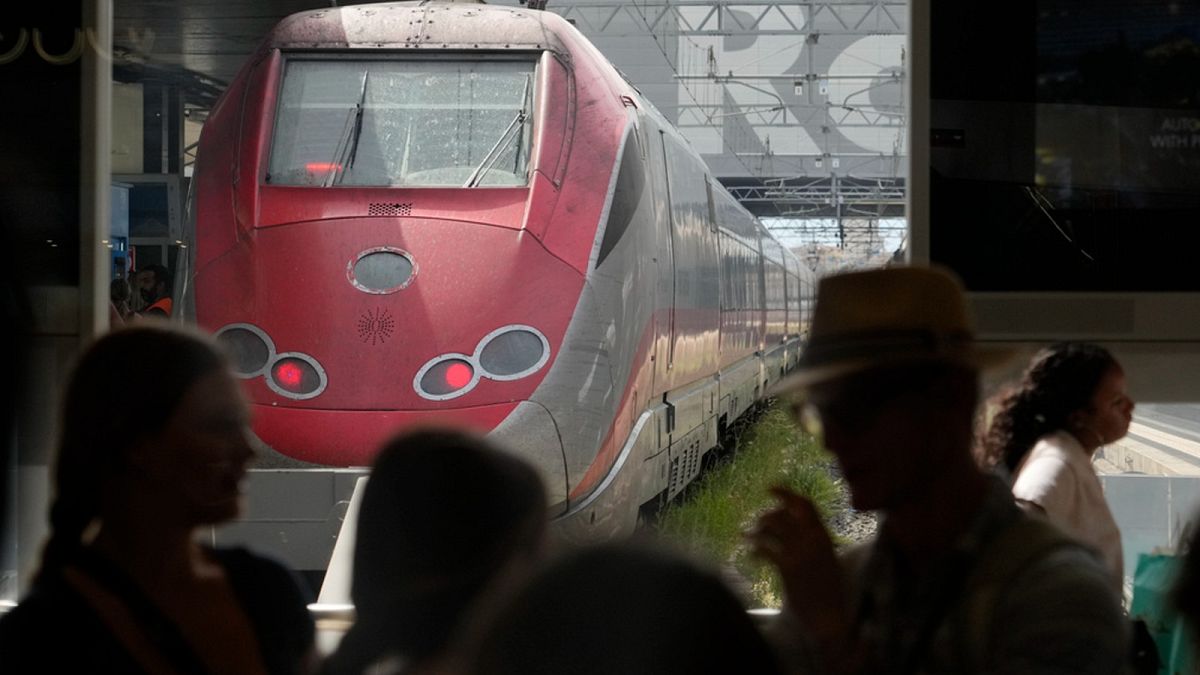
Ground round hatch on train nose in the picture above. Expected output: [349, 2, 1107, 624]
[348, 247, 416, 294]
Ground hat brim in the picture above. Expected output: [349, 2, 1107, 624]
[768, 344, 1019, 397]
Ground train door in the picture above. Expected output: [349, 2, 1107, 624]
[781, 246, 791, 344]
[660, 135, 721, 386]
[755, 229, 767, 353]
[707, 177, 722, 353]
[656, 130, 677, 380]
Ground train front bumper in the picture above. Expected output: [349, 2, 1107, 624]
[250, 401, 569, 512]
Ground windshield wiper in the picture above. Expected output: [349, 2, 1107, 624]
[463, 75, 532, 188]
[345, 72, 369, 172]
[324, 71, 369, 187]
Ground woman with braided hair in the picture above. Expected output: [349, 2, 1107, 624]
[981, 342, 1134, 590]
[0, 325, 316, 674]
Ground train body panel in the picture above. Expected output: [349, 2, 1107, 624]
[525, 116, 661, 506]
[715, 192, 767, 371]
[248, 402, 520, 464]
[190, 1, 816, 545]
[196, 216, 582, 409]
[763, 238, 790, 348]
[657, 132, 723, 393]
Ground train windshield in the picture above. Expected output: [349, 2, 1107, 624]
[267, 57, 536, 188]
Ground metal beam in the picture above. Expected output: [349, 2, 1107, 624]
[554, 1, 907, 37]
[722, 176, 905, 221]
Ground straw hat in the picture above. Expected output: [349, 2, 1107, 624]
[773, 265, 1015, 393]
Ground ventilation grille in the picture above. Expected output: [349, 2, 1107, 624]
[368, 202, 412, 217]
[667, 436, 704, 500]
[357, 308, 396, 345]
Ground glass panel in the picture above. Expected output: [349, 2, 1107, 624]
[353, 251, 413, 292]
[129, 183, 170, 237]
[217, 328, 271, 376]
[268, 58, 536, 188]
[132, 244, 162, 268]
[480, 330, 544, 376]
[930, 2, 1200, 291]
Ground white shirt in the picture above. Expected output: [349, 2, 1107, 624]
[1012, 430, 1124, 590]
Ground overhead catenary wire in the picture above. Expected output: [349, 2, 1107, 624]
[618, 1, 906, 256]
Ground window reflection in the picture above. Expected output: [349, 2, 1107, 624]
[267, 58, 536, 188]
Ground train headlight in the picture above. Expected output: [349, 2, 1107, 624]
[415, 326, 550, 401]
[416, 356, 478, 400]
[215, 324, 275, 378]
[478, 327, 549, 380]
[267, 353, 328, 400]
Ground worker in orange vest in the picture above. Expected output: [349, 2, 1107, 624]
[135, 264, 173, 318]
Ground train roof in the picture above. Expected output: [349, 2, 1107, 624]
[267, 1, 571, 55]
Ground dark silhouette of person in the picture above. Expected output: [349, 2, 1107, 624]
[322, 427, 547, 675]
[0, 324, 316, 674]
[748, 266, 1127, 674]
[981, 342, 1133, 591]
[1171, 517, 1200, 670]
[465, 541, 784, 675]
[136, 264, 173, 318]
[109, 277, 133, 327]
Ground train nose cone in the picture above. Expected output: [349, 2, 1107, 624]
[488, 401, 569, 516]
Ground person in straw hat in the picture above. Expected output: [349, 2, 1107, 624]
[747, 266, 1127, 675]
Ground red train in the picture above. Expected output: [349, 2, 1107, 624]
[189, 1, 814, 540]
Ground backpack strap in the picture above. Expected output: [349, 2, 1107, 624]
[61, 552, 213, 675]
[62, 564, 184, 675]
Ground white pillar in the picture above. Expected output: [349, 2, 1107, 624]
[80, 0, 113, 340]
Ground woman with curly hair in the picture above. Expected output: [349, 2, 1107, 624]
[980, 342, 1134, 590]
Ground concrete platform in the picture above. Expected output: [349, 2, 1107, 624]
[1098, 421, 1200, 476]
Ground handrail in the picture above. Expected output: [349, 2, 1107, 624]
[0, 598, 782, 630]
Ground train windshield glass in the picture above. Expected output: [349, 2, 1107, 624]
[267, 58, 535, 188]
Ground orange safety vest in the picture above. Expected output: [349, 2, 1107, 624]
[144, 297, 173, 317]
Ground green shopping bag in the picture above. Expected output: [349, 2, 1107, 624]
[1130, 552, 1198, 675]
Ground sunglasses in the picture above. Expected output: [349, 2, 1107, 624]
[788, 368, 948, 436]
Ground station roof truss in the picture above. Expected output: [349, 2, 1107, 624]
[588, 1, 909, 247]
[722, 175, 905, 219]
[555, 1, 905, 37]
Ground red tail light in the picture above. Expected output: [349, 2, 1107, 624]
[417, 358, 476, 399]
[267, 355, 326, 400]
[445, 362, 473, 389]
[275, 361, 305, 389]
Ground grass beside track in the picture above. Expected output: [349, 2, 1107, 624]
[652, 401, 840, 608]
